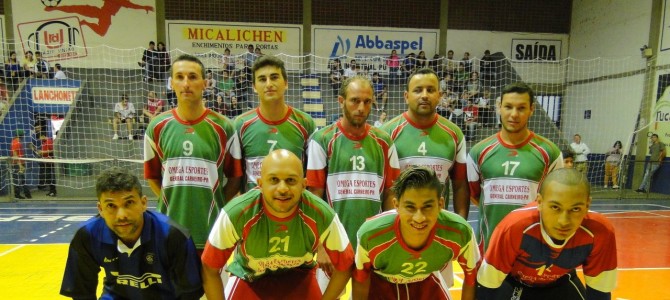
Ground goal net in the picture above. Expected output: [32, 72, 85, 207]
[0, 40, 654, 199]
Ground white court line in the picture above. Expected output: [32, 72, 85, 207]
[0, 244, 25, 257]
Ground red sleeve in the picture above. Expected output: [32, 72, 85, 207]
[326, 244, 355, 272]
[450, 162, 467, 181]
[306, 169, 327, 188]
[352, 262, 372, 282]
[144, 157, 162, 180]
[223, 150, 243, 178]
[201, 241, 235, 269]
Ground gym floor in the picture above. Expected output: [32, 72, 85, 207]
[1, 198, 668, 299]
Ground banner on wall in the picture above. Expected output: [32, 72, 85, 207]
[654, 75, 670, 145]
[511, 39, 562, 62]
[11, 0, 157, 67]
[312, 25, 439, 72]
[166, 21, 302, 65]
[662, 0, 670, 51]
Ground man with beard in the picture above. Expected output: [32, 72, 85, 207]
[467, 82, 563, 252]
[381, 68, 470, 292]
[307, 76, 400, 248]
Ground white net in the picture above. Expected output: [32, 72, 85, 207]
[0, 41, 654, 199]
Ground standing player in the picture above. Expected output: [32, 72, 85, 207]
[306, 75, 400, 248]
[352, 167, 479, 300]
[467, 82, 562, 251]
[201, 150, 354, 300]
[144, 54, 243, 250]
[60, 167, 203, 299]
[382, 68, 469, 218]
[477, 168, 617, 299]
[382, 67, 470, 290]
[235, 55, 315, 191]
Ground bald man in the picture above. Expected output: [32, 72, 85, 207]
[201, 150, 354, 300]
[477, 168, 617, 300]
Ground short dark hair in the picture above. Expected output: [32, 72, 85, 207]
[540, 168, 590, 196]
[406, 68, 439, 91]
[55, 63, 62, 69]
[149, 41, 155, 45]
[391, 166, 442, 199]
[500, 82, 535, 106]
[251, 55, 287, 83]
[171, 54, 205, 78]
[339, 75, 373, 98]
[652, 133, 659, 138]
[562, 150, 575, 160]
[96, 167, 143, 200]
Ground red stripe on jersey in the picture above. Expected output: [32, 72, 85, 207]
[297, 210, 320, 251]
[202, 240, 236, 269]
[239, 114, 260, 137]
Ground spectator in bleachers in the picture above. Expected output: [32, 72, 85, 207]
[212, 93, 226, 115]
[155, 42, 171, 81]
[165, 75, 177, 108]
[0, 78, 8, 111]
[227, 94, 243, 119]
[462, 51, 472, 73]
[244, 44, 257, 69]
[112, 94, 135, 140]
[5, 51, 22, 90]
[254, 47, 264, 58]
[453, 62, 469, 93]
[142, 91, 165, 124]
[476, 89, 494, 127]
[463, 71, 481, 100]
[429, 53, 442, 77]
[402, 52, 417, 79]
[33, 51, 51, 79]
[138, 41, 157, 82]
[416, 50, 428, 69]
[217, 69, 235, 97]
[235, 70, 252, 108]
[53, 63, 67, 79]
[604, 140, 623, 189]
[22, 51, 36, 78]
[372, 72, 388, 111]
[344, 59, 358, 79]
[329, 58, 344, 94]
[221, 48, 235, 73]
[480, 49, 495, 85]
[463, 98, 479, 141]
[11, 129, 31, 200]
[444, 50, 457, 75]
[204, 70, 217, 97]
[386, 50, 401, 84]
[373, 110, 387, 127]
[439, 73, 454, 93]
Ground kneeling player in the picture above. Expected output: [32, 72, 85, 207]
[352, 166, 479, 300]
[477, 168, 617, 300]
[201, 150, 354, 300]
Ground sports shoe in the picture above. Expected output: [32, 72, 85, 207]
[112, 133, 119, 140]
[635, 188, 646, 193]
[15, 195, 25, 200]
[25, 193, 32, 199]
[612, 185, 620, 189]
[46, 192, 57, 197]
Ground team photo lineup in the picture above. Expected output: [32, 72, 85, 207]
[57, 53, 618, 300]
[6, 1, 670, 300]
